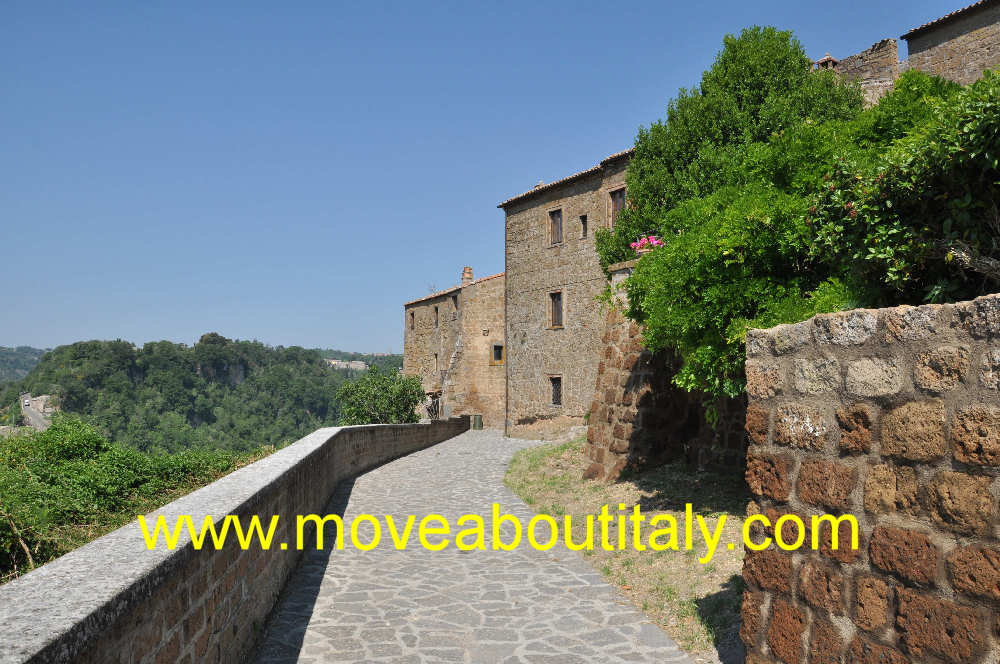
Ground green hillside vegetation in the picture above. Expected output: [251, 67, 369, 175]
[0, 416, 266, 582]
[597, 26, 997, 399]
[0, 333, 348, 452]
[0, 346, 47, 383]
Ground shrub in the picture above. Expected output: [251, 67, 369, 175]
[336, 368, 425, 425]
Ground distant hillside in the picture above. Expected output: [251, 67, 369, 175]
[0, 333, 347, 452]
[0, 346, 47, 383]
[318, 349, 403, 372]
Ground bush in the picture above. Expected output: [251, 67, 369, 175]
[0, 415, 261, 581]
[597, 27, 971, 400]
[811, 70, 999, 305]
[336, 368, 425, 425]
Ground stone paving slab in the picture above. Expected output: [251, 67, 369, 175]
[251, 430, 692, 664]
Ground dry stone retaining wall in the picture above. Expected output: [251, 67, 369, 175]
[0, 417, 469, 664]
[741, 293, 1000, 663]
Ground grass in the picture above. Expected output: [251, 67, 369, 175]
[505, 437, 748, 663]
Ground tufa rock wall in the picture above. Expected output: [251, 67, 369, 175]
[584, 261, 744, 480]
[741, 293, 1000, 663]
[906, 1, 1000, 86]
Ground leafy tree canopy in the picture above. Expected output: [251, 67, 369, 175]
[336, 367, 425, 426]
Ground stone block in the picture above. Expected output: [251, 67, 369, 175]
[745, 329, 773, 357]
[739, 591, 764, 648]
[869, 526, 939, 586]
[799, 559, 844, 614]
[864, 464, 921, 515]
[745, 450, 791, 501]
[745, 359, 783, 400]
[846, 358, 904, 397]
[797, 458, 855, 511]
[792, 357, 840, 394]
[745, 404, 770, 446]
[808, 618, 843, 664]
[848, 637, 908, 664]
[836, 403, 875, 454]
[813, 310, 878, 346]
[883, 304, 942, 341]
[743, 548, 793, 593]
[980, 349, 1000, 389]
[924, 471, 994, 536]
[772, 321, 811, 355]
[774, 404, 828, 450]
[914, 345, 969, 393]
[767, 598, 806, 664]
[853, 574, 891, 633]
[881, 401, 947, 462]
[948, 547, 1000, 601]
[951, 405, 1000, 466]
[896, 588, 987, 662]
[956, 294, 1000, 339]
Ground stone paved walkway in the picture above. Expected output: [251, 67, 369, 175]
[251, 430, 692, 664]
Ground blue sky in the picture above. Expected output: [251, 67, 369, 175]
[1, 1, 954, 352]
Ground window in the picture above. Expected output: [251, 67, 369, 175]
[549, 291, 563, 328]
[491, 344, 505, 366]
[580, 214, 588, 238]
[550, 376, 562, 406]
[409, 311, 414, 330]
[434, 353, 438, 372]
[610, 188, 626, 226]
[434, 306, 439, 328]
[452, 294, 458, 311]
[549, 209, 563, 245]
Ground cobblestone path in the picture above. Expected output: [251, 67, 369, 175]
[252, 429, 692, 663]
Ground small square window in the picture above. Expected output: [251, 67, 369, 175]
[550, 376, 562, 406]
[580, 214, 588, 238]
[549, 209, 563, 245]
[549, 291, 563, 328]
[491, 344, 505, 366]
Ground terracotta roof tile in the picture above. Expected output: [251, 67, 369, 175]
[902, 0, 999, 39]
[497, 148, 633, 209]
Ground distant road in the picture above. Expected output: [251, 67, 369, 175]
[20, 401, 50, 431]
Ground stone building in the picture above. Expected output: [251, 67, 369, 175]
[498, 150, 630, 435]
[403, 267, 506, 427]
[815, 0, 1000, 105]
[903, 0, 1000, 85]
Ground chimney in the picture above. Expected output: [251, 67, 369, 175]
[461, 266, 474, 286]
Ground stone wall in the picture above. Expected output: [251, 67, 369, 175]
[441, 272, 506, 427]
[741, 293, 1000, 663]
[834, 39, 900, 106]
[584, 260, 744, 480]
[0, 417, 470, 664]
[403, 284, 463, 399]
[906, 1, 1000, 86]
[501, 151, 629, 436]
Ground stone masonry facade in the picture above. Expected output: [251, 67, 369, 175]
[500, 150, 630, 436]
[403, 268, 506, 427]
[815, 1, 1000, 105]
[905, 0, 1000, 85]
[741, 293, 1000, 663]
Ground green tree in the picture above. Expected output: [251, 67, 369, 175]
[336, 368, 425, 425]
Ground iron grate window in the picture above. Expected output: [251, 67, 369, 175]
[550, 376, 562, 406]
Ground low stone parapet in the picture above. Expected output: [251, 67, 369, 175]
[0, 417, 469, 664]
